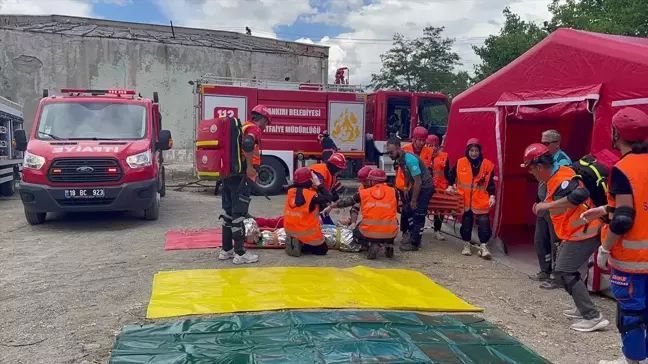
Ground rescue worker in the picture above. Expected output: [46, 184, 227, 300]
[582, 107, 648, 360]
[284, 167, 333, 257]
[386, 137, 434, 251]
[323, 168, 398, 259]
[309, 152, 347, 224]
[534, 130, 572, 287]
[426, 134, 450, 240]
[339, 166, 372, 227]
[448, 138, 496, 258]
[394, 127, 434, 244]
[218, 104, 271, 264]
[523, 142, 609, 332]
[317, 130, 338, 161]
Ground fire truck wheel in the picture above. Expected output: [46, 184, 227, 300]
[158, 166, 166, 198]
[144, 191, 161, 221]
[254, 157, 286, 196]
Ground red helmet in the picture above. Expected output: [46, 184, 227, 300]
[251, 104, 272, 123]
[367, 168, 387, 182]
[612, 107, 648, 142]
[521, 143, 550, 167]
[327, 153, 347, 169]
[293, 167, 312, 184]
[426, 135, 439, 145]
[358, 166, 372, 182]
[466, 138, 480, 147]
[412, 126, 429, 140]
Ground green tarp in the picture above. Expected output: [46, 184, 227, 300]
[110, 311, 551, 364]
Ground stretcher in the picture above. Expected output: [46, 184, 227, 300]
[397, 189, 464, 222]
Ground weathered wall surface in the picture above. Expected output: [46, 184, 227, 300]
[0, 21, 327, 164]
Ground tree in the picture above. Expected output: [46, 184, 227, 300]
[547, 0, 648, 37]
[369, 26, 469, 97]
[471, 8, 548, 83]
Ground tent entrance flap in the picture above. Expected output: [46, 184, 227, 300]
[499, 100, 594, 248]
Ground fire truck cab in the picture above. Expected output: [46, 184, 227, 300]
[14, 88, 173, 225]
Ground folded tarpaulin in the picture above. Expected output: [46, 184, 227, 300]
[110, 311, 550, 364]
[146, 266, 482, 318]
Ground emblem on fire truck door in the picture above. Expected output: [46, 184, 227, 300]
[210, 124, 217, 133]
[202, 155, 208, 164]
[331, 108, 361, 143]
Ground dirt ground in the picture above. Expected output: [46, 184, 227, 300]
[0, 186, 626, 364]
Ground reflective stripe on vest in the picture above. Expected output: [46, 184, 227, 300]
[359, 184, 399, 240]
[283, 188, 324, 246]
[545, 166, 601, 242]
[455, 157, 494, 214]
[394, 144, 433, 191]
[602, 154, 648, 273]
[431, 151, 449, 190]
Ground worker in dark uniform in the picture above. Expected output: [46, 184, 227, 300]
[318, 130, 338, 161]
[218, 105, 271, 265]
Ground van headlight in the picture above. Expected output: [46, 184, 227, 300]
[23, 152, 46, 170]
[126, 150, 152, 168]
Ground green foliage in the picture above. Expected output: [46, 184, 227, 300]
[548, 0, 648, 36]
[369, 26, 471, 98]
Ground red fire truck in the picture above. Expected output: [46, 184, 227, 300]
[192, 70, 449, 195]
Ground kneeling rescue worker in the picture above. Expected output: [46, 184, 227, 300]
[324, 169, 398, 259]
[449, 138, 495, 259]
[523, 142, 609, 332]
[583, 107, 648, 362]
[309, 152, 347, 223]
[344, 165, 372, 227]
[218, 105, 271, 265]
[284, 167, 333, 257]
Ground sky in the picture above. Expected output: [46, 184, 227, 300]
[0, 0, 554, 85]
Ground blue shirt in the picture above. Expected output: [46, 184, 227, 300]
[552, 150, 572, 174]
[404, 153, 421, 177]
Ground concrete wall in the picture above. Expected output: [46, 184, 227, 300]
[0, 25, 328, 165]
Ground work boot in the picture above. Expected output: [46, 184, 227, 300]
[399, 232, 411, 245]
[531, 271, 551, 281]
[539, 279, 561, 290]
[218, 248, 234, 260]
[433, 231, 445, 241]
[232, 251, 259, 265]
[570, 313, 609, 332]
[563, 307, 583, 319]
[285, 237, 302, 257]
[478, 243, 491, 259]
[461, 242, 472, 256]
[367, 244, 380, 259]
[399, 243, 420, 252]
[385, 245, 395, 258]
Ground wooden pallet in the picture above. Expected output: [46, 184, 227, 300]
[398, 190, 464, 217]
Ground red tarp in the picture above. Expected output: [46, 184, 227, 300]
[444, 28, 648, 243]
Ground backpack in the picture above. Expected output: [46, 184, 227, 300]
[570, 155, 609, 207]
[195, 117, 245, 180]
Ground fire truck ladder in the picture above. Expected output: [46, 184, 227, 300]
[195, 74, 365, 93]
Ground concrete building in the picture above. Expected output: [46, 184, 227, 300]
[0, 14, 329, 166]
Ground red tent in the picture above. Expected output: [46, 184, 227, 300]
[445, 28, 648, 252]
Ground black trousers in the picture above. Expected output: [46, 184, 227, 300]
[302, 242, 329, 255]
[433, 215, 443, 231]
[460, 209, 492, 245]
[400, 187, 434, 247]
[353, 225, 395, 246]
[534, 210, 559, 274]
[221, 175, 252, 255]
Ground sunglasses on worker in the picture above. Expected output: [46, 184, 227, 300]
[541, 140, 558, 146]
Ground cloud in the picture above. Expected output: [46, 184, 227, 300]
[94, 0, 133, 5]
[0, 0, 92, 16]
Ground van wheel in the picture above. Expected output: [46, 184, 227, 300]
[144, 192, 160, 220]
[0, 180, 15, 196]
[254, 157, 285, 196]
[25, 209, 46, 225]
[158, 166, 166, 197]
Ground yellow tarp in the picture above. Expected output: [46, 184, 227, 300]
[146, 266, 482, 318]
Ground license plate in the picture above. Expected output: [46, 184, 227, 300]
[64, 188, 105, 199]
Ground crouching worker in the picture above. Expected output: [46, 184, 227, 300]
[324, 169, 398, 259]
[339, 166, 373, 227]
[523, 143, 609, 332]
[284, 167, 333, 257]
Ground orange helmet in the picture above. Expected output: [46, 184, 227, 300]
[327, 153, 347, 169]
[367, 168, 387, 183]
[252, 104, 272, 123]
[521, 143, 550, 167]
[412, 126, 429, 140]
[358, 166, 372, 182]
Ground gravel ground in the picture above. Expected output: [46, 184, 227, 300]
[0, 187, 625, 364]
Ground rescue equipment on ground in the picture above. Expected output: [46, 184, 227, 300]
[195, 116, 244, 180]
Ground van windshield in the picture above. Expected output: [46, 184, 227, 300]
[36, 102, 147, 140]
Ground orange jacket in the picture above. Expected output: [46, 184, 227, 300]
[309, 163, 336, 191]
[456, 157, 494, 214]
[601, 154, 648, 273]
[545, 166, 601, 242]
[358, 184, 399, 240]
[283, 188, 324, 246]
[431, 151, 449, 190]
[394, 144, 433, 191]
[242, 121, 261, 166]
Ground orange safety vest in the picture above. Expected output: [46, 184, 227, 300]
[601, 154, 648, 273]
[456, 157, 494, 214]
[309, 163, 336, 191]
[394, 144, 433, 191]
[431, 151, 449, 190]
[242, 121, 261, 166]
[283, 187, 324, 246]
[545, 166, 601, 242]
[358, 184, 399, 240]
